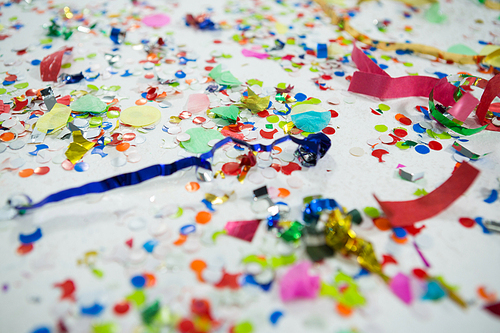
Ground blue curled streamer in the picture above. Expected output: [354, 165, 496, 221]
[15, 133, 331, 213]
[303, 198, 340, 225]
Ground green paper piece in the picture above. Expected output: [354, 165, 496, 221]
[425, 3, 447, 24]
[91, 268, 104, 278]
[74, 57, 84, 62]
[87, 53, 97, 58]
[71, 94, 107, 114]
[92, 322, 119, 333]
[211, 105, 239, 121]
[61, 63, 71, 69]
[0, 88, 6, 95]
[436, 132, 452, 139]
[429, 96, 486, 136]
[363, 207, 380, 218]
[234, 321, 253, 333]
[270, 254, 296, 268]
[242, 255, 268, 268]
[277, 83, 287, 89]
[109, 85, 121, 92]
[179, 128, 224, 154]
[40, 38, 52, 45]
[265, 124, 273, 129]
[107, 110, 120, 119]
[87, 84, 99, 91]
[126, 290, 146, 307]
[89, 117, 103, 127]
[142, 300, 160, 326]
[403, 62, 413, 67]
[402, 140, 418, 147]
[169, 207, 183, 219]
[414, 188, 428, 197]
[447, 44, 477, 56]
[279, 221, 304, 242]
[396, 142, 411, 150]
[320, 271, 366, 307]
[374, 124, 388, 132]
[208, 64, 241, 86]
[247, 79, 263, 87]
[378, 104, 390, 111]
[212, 230, 227, 242]
[14, 82, 29, 89]
[309, 67, 319, 72]
[266, 115, 279, 123]
[294, 98, 321, 106]
[221, 53, 232, 59]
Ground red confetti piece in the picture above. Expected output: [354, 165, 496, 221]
[399, 116, 412, 126]
[56, 95, 71, 105]
[412, 268, 428, 279]
[220, 129, 245, 140]
[393, 128, 407, 138]
[281, 162, 301, 175]
[34, 166, 50, 175]
[428, 141, 443, 151]
[257, 110, 270, 117]
[484, 302, 500, 317]
[404, 224, 426, 236]
[381, 254, 398, 267]
[54, 279, 76, 301]
[17, 243, 34, 255]
[215, 271, 241, 289]
[372, 149, 389, 162]
[5, 74, 17, 81]
[40, 47, 72, 82]
[125, 238, 133, 248]
[459, 217, 475, 228]
[322, 127, 335, 135]
[114, 301, 131, 315]
[329, 110, 338, 118]
[259, 128, 278, 139]
[221, 162, 241, 176]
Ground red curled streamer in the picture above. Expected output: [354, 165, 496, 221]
[40, 47, 73, 82]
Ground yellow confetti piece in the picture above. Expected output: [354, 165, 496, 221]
[35, 103, 72, 133]
[65, 130, 96, 164]
[275, 22, 288, 35]
[120, 105, 161, 127]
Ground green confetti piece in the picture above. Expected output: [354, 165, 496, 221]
[380, 55, 391, 61]
[169, 207, 183, 219]
[109, 85, 121, 92]
[179, 128, 224, 154]
[221, 53, 232, 59]
[279, 221, 303, 242]
[436, 132, 452, 139]
[403, 63, 413, 67]
[126, 290, 146, 307]
[414, 189, 428, 197]
[363, 207, 380, 218]
[212, 230, 227, 242]
[107, 110, 120, 119]
[0, 88, 6, 95]
[278, 120, 287, 129]
[71, 94, 107, 113]
[40, 38, 53, 45]
[270, 254, 296, 268]
[89, 117, 103, 127]
[265, 124, 273, 129]
[374, 124, 388, 132]
[277, 82, 287, 89]
[242, 255, 268, 268]
[91, 268, 104, 278]
[294, 98, 321, 106]
[87, 84, 99, 91]
[425, 3, 447, 24]
[396, 142, 410, 150]
[92, 322, 119, 333]
[211, 105, 239, 121]
[247, 79, 263, 87]
[61, 63, 71, 69]
[286, 39, 295, 45]
[87, 53, 97, 59]
[266, 115, 279, 123]
[9, 16, 18, 21]
[14, 82, 29, 89]
[309, 67, 319, 72]
[429, 96, 486, 135]
[234, 321, 253, 333]
[74, 57, 85, 62]
[402, 140, 418, 147]
[141, 300, 160, 326]
[378, 104, 390, 111]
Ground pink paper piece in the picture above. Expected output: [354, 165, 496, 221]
[224, 220, 261, 242]
[40, 47, 72, 82]
[396, 164, 406, 169]
[280, 262, 320, 302]
[142, 14, 171, 28]
[242, 49, 269, 59]
[389, 272, 413, 305]
[185, 94, 210, 114]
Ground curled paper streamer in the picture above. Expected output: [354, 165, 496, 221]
[375, 162, 480, 227]
[11, 133, 331, 214]
[40, 47, 72, 82]
[313, 0, 487, 64]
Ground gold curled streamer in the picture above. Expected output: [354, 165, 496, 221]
[484, 0, 500, 10]
[313, 0, 492, 65]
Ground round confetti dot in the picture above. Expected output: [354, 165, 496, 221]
[261, 167, 278, 179]
[17, 243, 34, 255]
[175, 71, 186, 79]
[459, 217, 475, 228]
[379, 134, 393, 144]
[193, 116, 206, 124]
[195, 211, 212, 224]
[393, 128, 407, 138]
[222, 162, 241, 176]
[176, 133, 191, 142]
[413, 268, 428, 279]
[185, 182, 200, 192]
[266, 115, 279, 123]
[234, 321, 253, 333]
[144, 73, 155, 79]
[135, 98, 148, 105]
[74, 162, 89, 172]
[131, 275, 146, 288]
[121, 105, 161, 127]
[415, 145, 430, 154]
[180, 224, 196, 235]
[412, 124, 426, 133]
[336, 303, 353, 317]
[393, 227, 407, 238]
[178, 319, 195, 333]
[116, 142, 130, 152]
[19, 168, 34, 178]
[114, 301, 130, 315]
[190, 259, 207, 272]
[322, 127, 335, 135]
[428, 141, 442, 151]
[0, 132, 15, 142]
[122, 133, 136, 141]
[374, 125, 388, 132]
[378, 104, 390, 111]
[330, 110, 339, 118]
[287, 176, 303, 188]
[61, 159, 75, 171]
[364, 207, 380, 218]
[349, 147, 364, 157]
[248, 172, 264, 184]
[399, 116, 412, 126]
[373, 217, 391, 231]
[34, 166, 50, 175]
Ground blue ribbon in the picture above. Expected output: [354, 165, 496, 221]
[15, 133, 331, 213]
[303, 198, 340, 224]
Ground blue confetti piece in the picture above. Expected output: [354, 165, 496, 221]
[42, 45, 53, 50]
[31, 59, 41, 66]
[81, 303, 104, 316]
[334, 71, 345, 77]
[317, 43, 327, 59]
[478, 40, 488, 45]
[353, 268, 370, 279]
[201, 199, 215, 212]
[484, 189, 498, 204]
[102, 122, 113, 130]
[379, 64, 388, 70]
[294, 93, 307, 102]
[412, 124, 426, 134]
[29, 144, 49, 156]
[415, 145, 430, 155]
[31, 327, 51, 333]
[162, 125, 169, 132]
[418, 106, 431, 119]
[422, 281, 446, 300]
[243, 275, 273, 291]
[3, 80, 15, 86]
[121, 70, 133, 77]
[433, 72, 448, 79]
[393, 227, 407, 238]
[91, 146, 108, 158]
[141, 92, 147, 98]
[131, 275, 146, 288]
[180, 224, 196, 235]
[19, 228, 42, 244]
[475, 217, 491, 234]
[143, 239, 159, 253]
[175, 71, 186, 79]
[270, 311, 284, 325]
[74, 162, 89, 172]
[242, 91, 248, 97]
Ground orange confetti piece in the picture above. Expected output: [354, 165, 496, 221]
[277, 188, 290, 198]
[0, 132, 15, 142]
[272, 146, 282, 154]
[373, 217, 392, 231]
[135, 98, 147, 105]
[336, 303, 353, 317]
[116, 142, 130, 152]
[196, 211, 212, 224]
[17, 243, 33, 255]
[144, 73, 155, 79]
[190, 259, 207, 272]
[185, 182, 200, 192]
[478, 286, 497, 302]
[173, 234, 187, 246]
[19, 169, 34, 178]
[391, 233, 408, 244]
[143, 273, 157, 287]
